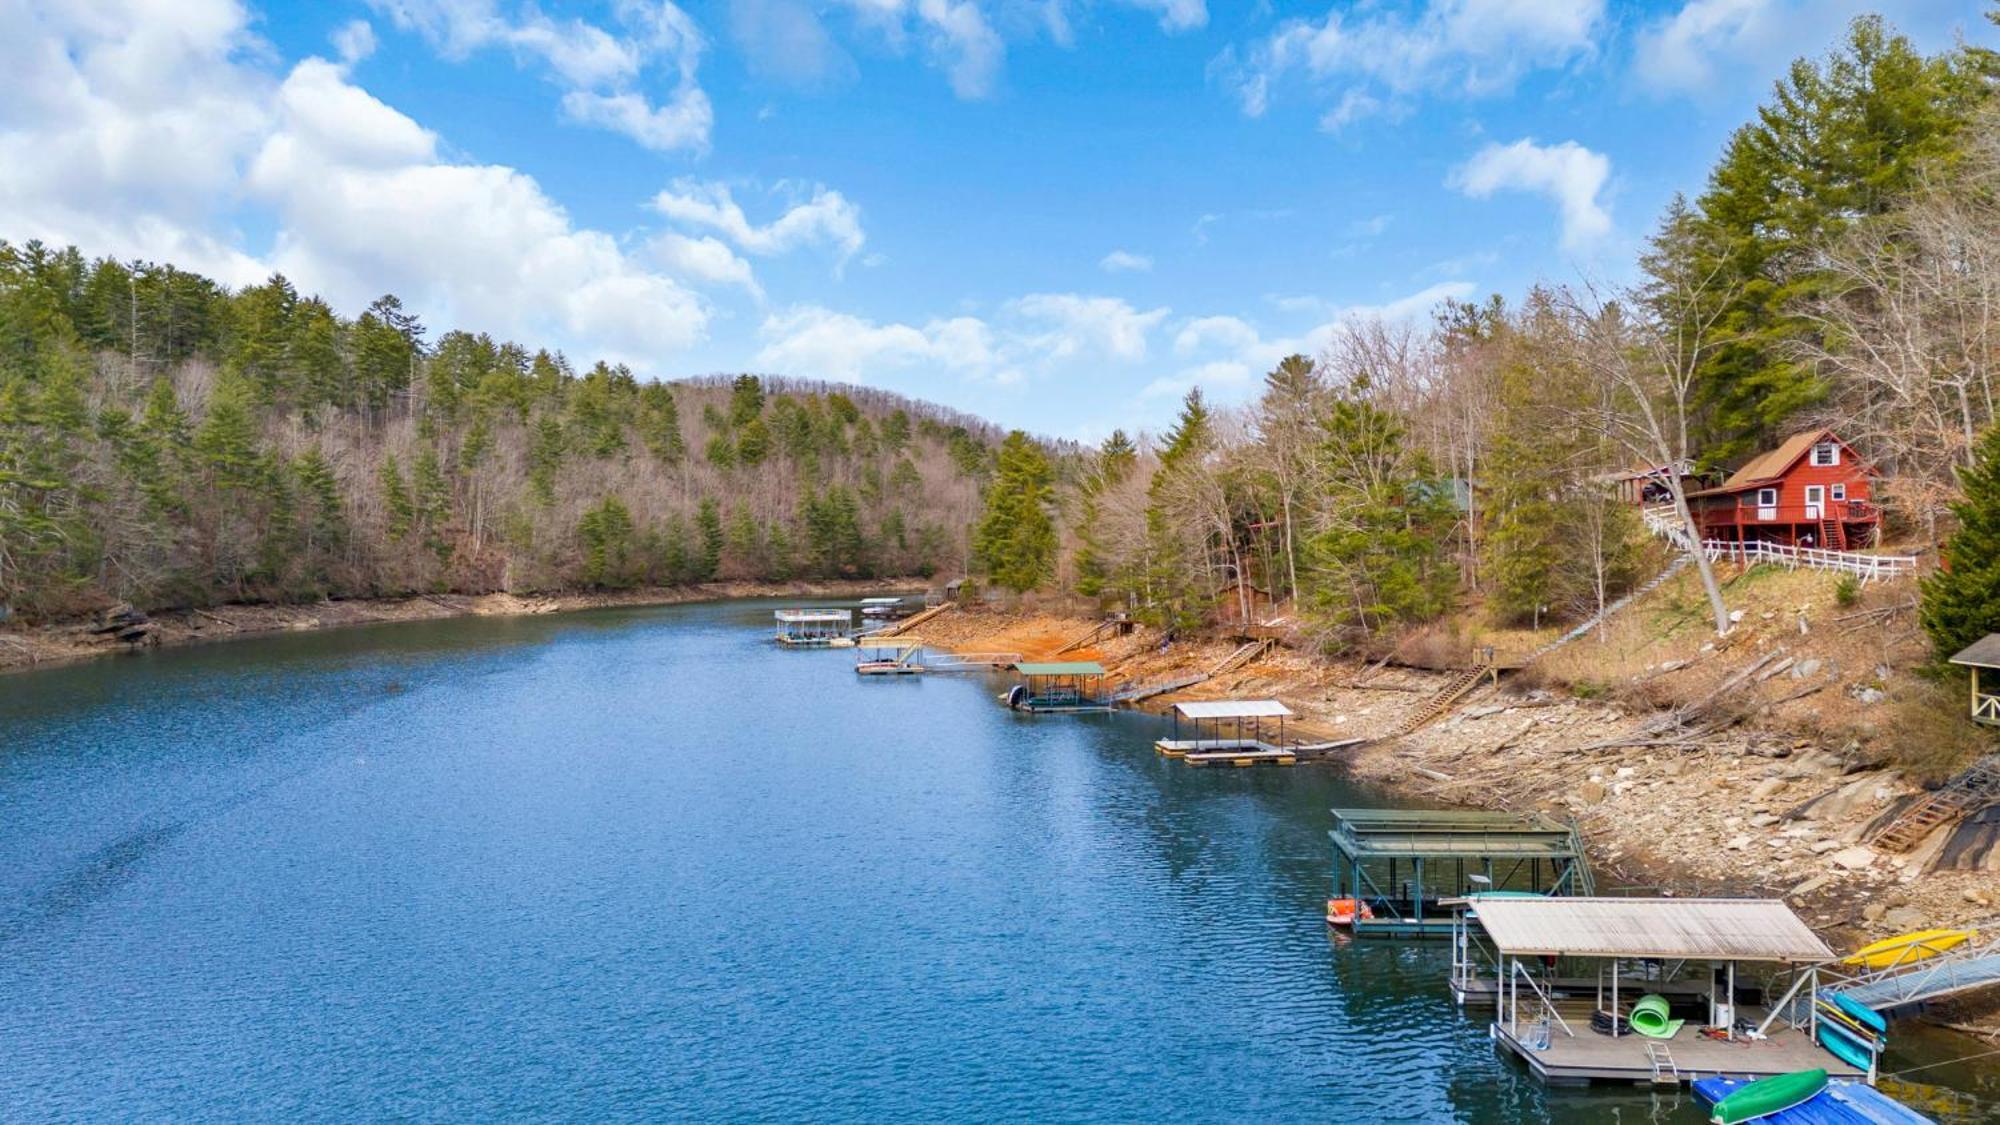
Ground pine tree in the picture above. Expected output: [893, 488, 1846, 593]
[577, 495, 635, 587]
[194, 376, 264, 492]
[1921, 426, 2000, 660]
[1666, 17, 1989, 456]
[973, 431, 1057, 593]
[380, 455, 414, 541]
[696, 497, 723, 580]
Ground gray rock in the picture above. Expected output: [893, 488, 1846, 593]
[1792, 658, 1823, 679]
[1830, 846, 1876, 870]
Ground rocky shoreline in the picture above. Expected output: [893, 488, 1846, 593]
[0, 578, 924, 676]
[911, 603, 2000, 1040]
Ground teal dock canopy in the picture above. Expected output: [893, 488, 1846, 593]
[1014, 661, 1106, 676]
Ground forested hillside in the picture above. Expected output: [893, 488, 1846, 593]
[0, 253, 1005, 619]
[990, 16, 2000, 653]
[9, 15, 2000, 661]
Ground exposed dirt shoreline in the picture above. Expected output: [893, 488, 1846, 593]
[0, 578, 924, 676]
[912, 602, 2000, 1040]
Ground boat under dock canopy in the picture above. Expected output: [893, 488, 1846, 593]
[1157, 699, 1296, 766]
[1008, 661, 1112, 713]
[1458, 895, 1862, 1088]
[1327, 808, 1592, 937]
[774, 608, 853, 646]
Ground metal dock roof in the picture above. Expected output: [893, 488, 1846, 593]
[1014, 661, 1105, 676]
[774, 609, 852, 623]
[1329, 808, 1579, 859]
[1172, 700, 1293, 720]
[1467, 896, 1834, 962]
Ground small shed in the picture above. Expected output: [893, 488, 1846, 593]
[1008, 661, 1111, 713]
[1948, 634, 2000, 725]
[1461, 896, 1859, 1086]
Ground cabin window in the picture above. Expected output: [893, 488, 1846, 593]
[1811, 442, 1839, 467]
[1832, 484, 1846, 501]
[1756, 487, 1778, 508]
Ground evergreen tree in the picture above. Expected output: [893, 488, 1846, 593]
[973, 431, 1057, 593]
[193, 376, 264, 491]
[1665, 17, 1989, 456]
[696, 497, 723, 580]
[577, 495, 635, 587]
[1922, 426, 2000, 660]
[380, 455, 414, 541]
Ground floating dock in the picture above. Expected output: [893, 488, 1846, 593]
[1005, 662, 1113, 713]
[1157, 700, 1297, 767]
[1328, 808, 1591, 938]
[855, 638, 924, 675]
[1466, 895, 1863, 1087]
[774, 608, 854, 646]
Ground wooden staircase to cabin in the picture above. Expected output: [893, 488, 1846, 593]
[1209, 638, 1274, 678]
[1870, 755, 2000, 853]
[1390, 665, 1490, 737]
[1820, 517, 1846, 551]
[870, 602, 954, 638]
[1054, 616, 1128, 656]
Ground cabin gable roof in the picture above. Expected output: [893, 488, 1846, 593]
[1688, 429, 1873, 498]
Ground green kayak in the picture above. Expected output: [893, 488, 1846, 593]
[1708, 1068, 1827, 1124]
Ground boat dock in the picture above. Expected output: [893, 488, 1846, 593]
[1328, 808, 1592, 938]
[1157, 700, 1298, 767]
[855, 638, 925, 675]
[1468, 896, 1862, 1087]
[774, 608, 855, 646]
[1006, 662, 1113, 713]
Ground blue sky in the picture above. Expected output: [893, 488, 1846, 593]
[0, 1, 1987, 438]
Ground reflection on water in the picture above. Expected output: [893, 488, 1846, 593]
[0, 601, 1980, 1121]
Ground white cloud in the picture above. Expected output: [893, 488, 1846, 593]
[915, 0, 1005, 97]
[827, 0, 1004, 98]
[0, 0, 274, 284]
[248, 58, 711, 363]
[1216, 0, 1603, 123]
[650, 179, 865, 265]
[726, 0, 856, 87]
[1099, 249, 1153, 273]
[370, 0, 713, 152]
[333, 19, 378, 64]
[1173, 315, 1261, 356]
[1630, 0, 1894, 98]
[1008, 294, 1167, 362]
[652, 232, 763, 298]
[755, 305, 1009, 382]
[755, 292, 1167, 386]
[1448, 138, 1611, 251]
[1150, 281, 1477, 400]
[1123, 0, 1207, 33]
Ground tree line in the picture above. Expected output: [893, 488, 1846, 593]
[0, 252, 1001, 618]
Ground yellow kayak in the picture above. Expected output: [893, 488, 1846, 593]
[1843, 928, 1976, 970]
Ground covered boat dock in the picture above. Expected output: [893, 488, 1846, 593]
[774, 608, 853, 646]
[1468, 896, 1862, 1087]
[1007, 662, 1112, 713]
[1155, 700, 1297, 767]
[1328, 808, 1591, 938]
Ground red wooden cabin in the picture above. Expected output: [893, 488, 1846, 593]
[1687, 429, 1881, 550]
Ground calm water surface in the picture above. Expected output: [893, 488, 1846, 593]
[0, 600, 1988, 1122]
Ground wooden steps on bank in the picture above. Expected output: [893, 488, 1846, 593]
[1870, 754, 2000, 852]
[866, 601, 954, 638]
[1390, 664, 1493, 737]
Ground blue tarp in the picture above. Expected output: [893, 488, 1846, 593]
[1693, 1076, 1934, 1125]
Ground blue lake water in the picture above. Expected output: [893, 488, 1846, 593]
[0, 600, 1987, 1121]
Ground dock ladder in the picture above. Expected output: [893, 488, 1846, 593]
[1390, 665, 1491, 736]
[1645, 1043, 1680, 1084]
[1869, 755, 2000, 853]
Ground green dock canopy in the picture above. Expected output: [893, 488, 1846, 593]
[1014, 661, 1105, 676]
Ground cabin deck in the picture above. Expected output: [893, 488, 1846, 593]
[1492, 1005, 1861, 1086]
